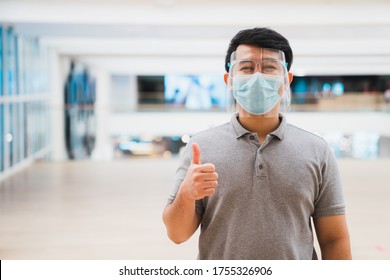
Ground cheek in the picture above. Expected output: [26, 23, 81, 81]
[278, 81, 289, 95]
[278, 84, 284, 95]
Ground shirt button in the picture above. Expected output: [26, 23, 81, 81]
[249, 135, 255, 140]
[259, 164, 263, 170]
[258, 149, 262, 154]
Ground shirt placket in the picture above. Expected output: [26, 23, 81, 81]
[254, 134, 274, 179]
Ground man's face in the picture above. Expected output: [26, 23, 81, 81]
[224, 44, 293, 118]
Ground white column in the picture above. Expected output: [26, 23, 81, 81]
[129, 75, 138, 111]
[48, 52, 68, 161]
[91, 67, 113, 160]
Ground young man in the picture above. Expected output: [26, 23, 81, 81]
[162, 27, 352, 260]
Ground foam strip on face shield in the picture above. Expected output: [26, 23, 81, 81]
[226, 48, 291, 118]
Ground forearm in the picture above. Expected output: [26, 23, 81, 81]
[163, 143, 217, 244]
[162, 191, 200, 244]
[320, 237, 352, 260]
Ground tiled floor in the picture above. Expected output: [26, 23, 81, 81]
[0, 158, 389, 259]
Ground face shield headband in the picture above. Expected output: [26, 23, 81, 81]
[226, 48, 291, 118]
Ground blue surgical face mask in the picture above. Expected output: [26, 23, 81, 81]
[232, 73, 283, 115]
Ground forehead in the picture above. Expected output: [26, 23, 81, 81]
[235, 44, 281, 60]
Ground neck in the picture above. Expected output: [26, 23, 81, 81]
[238, 115, 280, 143]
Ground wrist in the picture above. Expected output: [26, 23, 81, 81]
[176, 187, 196, 205]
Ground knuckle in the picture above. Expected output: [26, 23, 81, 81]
[193, 189, 200, 198]
[207, 188, 215, 195]
[193, 173, 202, 182]
[192, 165, 201, 172]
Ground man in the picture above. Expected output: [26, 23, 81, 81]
[162, 27, 352, 260]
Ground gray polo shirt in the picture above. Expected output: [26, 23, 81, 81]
[168, 113, 345, 260]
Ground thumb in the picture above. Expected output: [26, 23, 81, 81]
[191, 142, 201, 165]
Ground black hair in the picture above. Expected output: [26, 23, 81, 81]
[225, 27, 293, 72]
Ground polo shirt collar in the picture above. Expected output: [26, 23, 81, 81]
[231, 113, 287, 140]
[270, 113, 287, 140]
[231, 113, 250, 139]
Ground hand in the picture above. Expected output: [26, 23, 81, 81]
[179, 143, 218, 201]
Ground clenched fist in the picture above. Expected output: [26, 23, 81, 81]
[179, 143, 219, 201]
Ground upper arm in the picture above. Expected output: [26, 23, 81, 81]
[313, 214, 352, 259]
[314, 214, 349, 244]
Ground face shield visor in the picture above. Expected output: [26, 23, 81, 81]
[226, 48, 291, 118]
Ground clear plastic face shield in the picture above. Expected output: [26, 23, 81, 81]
[226, 48, 291, 118]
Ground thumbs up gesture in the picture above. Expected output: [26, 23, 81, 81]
[179, 143, 219, 201]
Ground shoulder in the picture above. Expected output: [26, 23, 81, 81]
[191, 122, 232, 143]
[285, 123, 330, 158]
[286, 123, 327, 145]
[188, 122, 235, 159]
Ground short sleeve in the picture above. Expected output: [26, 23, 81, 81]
[313, 143, 346, 217]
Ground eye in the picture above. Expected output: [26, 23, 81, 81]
[237, 61, 255, 73]
[262, 61, 281, 73]
[240, 65, 255, 72]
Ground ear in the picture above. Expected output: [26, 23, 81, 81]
[288, 72, 294, 84]
[224, 73, 229, 85]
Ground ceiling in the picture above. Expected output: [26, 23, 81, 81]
[1, 0, 390, 76]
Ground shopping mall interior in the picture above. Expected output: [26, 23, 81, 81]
[1, 0, 390, 260]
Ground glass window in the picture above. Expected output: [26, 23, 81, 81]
[137, 74, 227, 111]
[290, 75, 390, 111]
[0, 104, 3, 172]
[0, 26, 3, 96]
